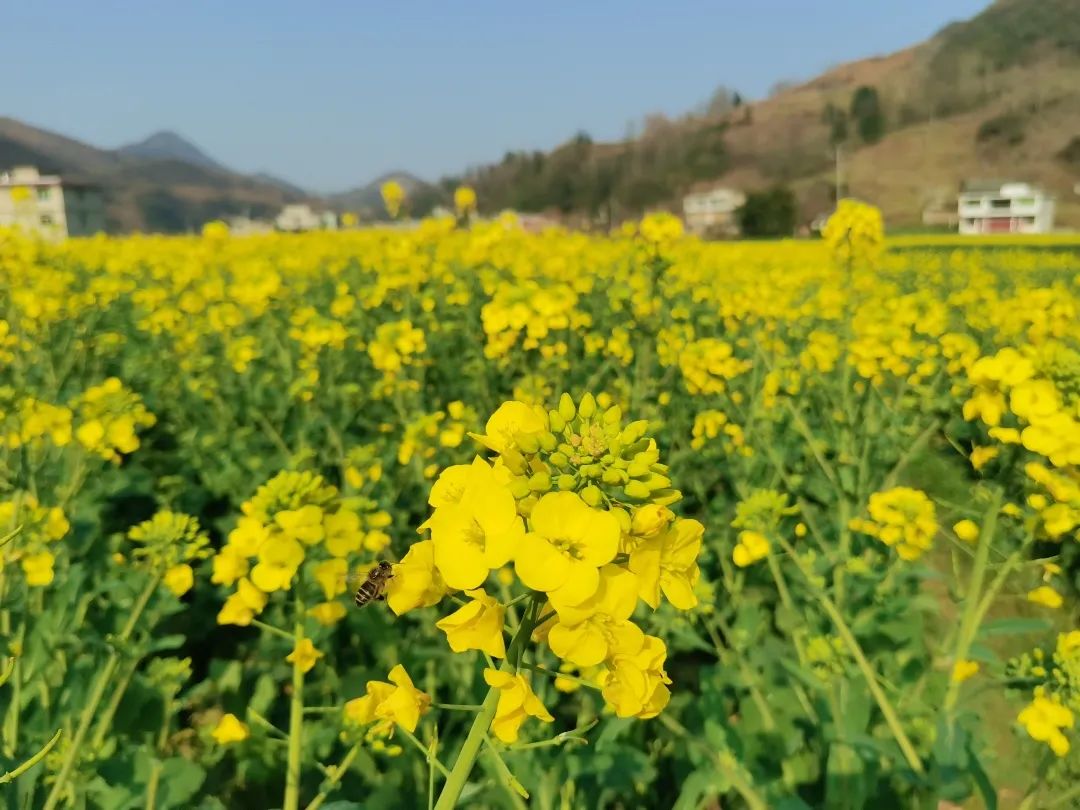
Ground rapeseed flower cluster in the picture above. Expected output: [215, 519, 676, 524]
[821, 198, 884, 269]
[71, 378, 156, 462]
[849, 487, 937, 561]
[214, 471, 387, 631]
[383, 394, 701, 730]
[0, 494, 70, 586]
[126, 511, 211, 596]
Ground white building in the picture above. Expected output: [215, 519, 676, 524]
[682, 186, 746, 236]
[0, 166, 106, 239]
[958, 181, 1055, 235]
[226, 215, 274, 236]
[275, 204, 337, 232]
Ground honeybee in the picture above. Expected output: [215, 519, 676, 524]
[353, 561, 394, 608]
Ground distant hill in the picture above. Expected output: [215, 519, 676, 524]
[252, 171, 308, 197]
[118, 130, 223, 171]
[328, 171, 443, 219]
[0, 118, 310, 232]
[462, 0, 1080, 228]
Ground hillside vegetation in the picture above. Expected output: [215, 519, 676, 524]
[462, 0, 1080, 228]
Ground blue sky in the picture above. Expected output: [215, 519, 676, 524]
[3, 1, 990, 192]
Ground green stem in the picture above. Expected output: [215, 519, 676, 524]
[252, 618, 294, 641]
[42, 575, 160, 810]
[302, 742, 363, 810]
[398, 726, 451, 778]
[434, 598, 540, 809]
[943, 489, 1002, 715]
[284, 599, 307, 810]
[0, 727, 62, 785]
[90, 657, 141, 749]
[145, 762, 162, 810]
[777, 537, 925, 775]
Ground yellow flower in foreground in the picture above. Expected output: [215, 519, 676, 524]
[286, 638, 323, 673]
[212, 713, 250, 745]
[427, 457, 525, 590]
[313, 558, 347, 600]
[435, 589, 506, 658]
[951, 659, 979, 683]
[732, 530, 769, 568]
[387, 540, 447, 615]
[629, 517, 702, 609]
[212, 545, 249, 586]
[163, 563, 195, 596]
[345, 665, 430, 734]
[21, 551, 55, 587]
[217, 577, 268, 626]
[1027, 586, 1063, 609]
[952, 520, 979, 545]
[227, 517, 270, 556]
[600, 634, 672, 718]
[471, 400, 546, 455]
[516, 491, 620, 606]
[1018, 692, 1074, 757]
[548, 565, 643, 667]
[483, 669, 553, 743]
[274, 505, 324, 545]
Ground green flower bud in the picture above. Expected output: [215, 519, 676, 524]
[603, 405, 622, 425]
[510, 479, 532, 499]
[538, 431, 557, 451]
[627, 460, 650, 478]
[517, 433, 540, 454]
[529, 472, 552, 492]
[549, 451, 570, 469]
[620, 420, 649, 444]
[581, 485, 603, 507]
[602, 467, 628, 485]
[548, 411, 566, 432]
[578, 392, 597, 419]
[556, 474, 577, 490]
[624, 480, 651, 500]
[558, 393, 577, 422]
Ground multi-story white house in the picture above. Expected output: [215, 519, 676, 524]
[682, 186, 746, 237]
[957, 181, 1055, 235]
[0, 166, 106, 239]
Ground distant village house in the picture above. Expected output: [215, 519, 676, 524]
[958, 181, 1055, 235]
[275, 204, 337, 232]
[682, 186, 746, 237]
[0, 165, 106, 239]
[226, 215, 274, 236]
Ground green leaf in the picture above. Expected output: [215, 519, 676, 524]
[977, 617, 1052, 638]
[250, 673, 277, 716]
[156, 757, 206, 808]
[825, 742, 868, 810]
[966, 739, 998, 810]
[672, 768, 730, 810]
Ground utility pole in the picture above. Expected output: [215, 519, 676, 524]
[834, 143, 843, 202]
